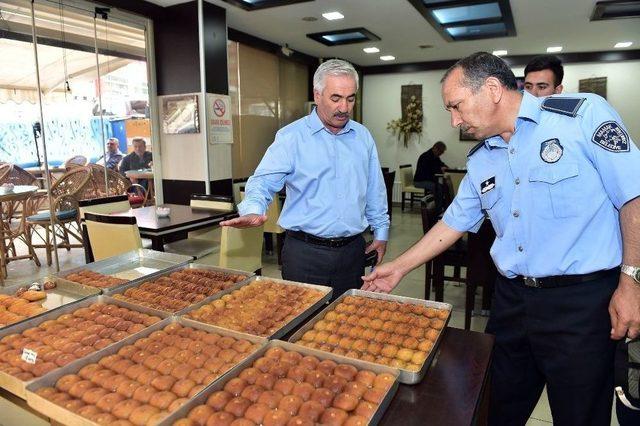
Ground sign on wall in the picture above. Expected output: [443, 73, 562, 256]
[206, 94, 233, 144]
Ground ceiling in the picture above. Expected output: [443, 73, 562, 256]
[145, 0, 640, 67]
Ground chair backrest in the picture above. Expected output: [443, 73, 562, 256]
[0, 163, 10, 183]
[190, 194, 235, 212]
[0, 164, 38, 186]
[50, 168, 92, 211]
[84, 213, 142, 261]
[79, 195, 130, 220]
[263, 196, 284, 234]
[65, 155, 87, 169]
[444, 171, 466, 198]
[219, 225, 264, 272]
[399, 164, 414, 188]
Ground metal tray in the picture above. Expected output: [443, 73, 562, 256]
[181, 275, 333, 340]
[0, 294, 171, 399]
[56, 249, 192, 291]
[158, 339, 399, 426]
[288, 289, 452, 384]
[25, 316, 267, 426]
[104, 263, 255, 314]
[0, 277, 100, 331]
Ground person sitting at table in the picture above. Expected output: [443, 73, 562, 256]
[104, 138, 123, 170]
[414, 141, 448, 210]
[120, 137, 153, 188]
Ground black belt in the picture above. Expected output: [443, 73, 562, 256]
[511, 267, 620, 289]
[286, 230, 361, 248]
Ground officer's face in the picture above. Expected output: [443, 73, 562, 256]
[314, 74, 356, 134]
[524, 69, 562, 97]
[442, 68, 498, 140]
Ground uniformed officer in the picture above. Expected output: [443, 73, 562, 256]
[362, 52, 640, 425]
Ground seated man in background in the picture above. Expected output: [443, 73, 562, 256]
[414, 141, 448, 210]
[104, 138, 123, 170]
[120, 137, 153, 188]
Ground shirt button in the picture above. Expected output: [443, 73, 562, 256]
[515, 178, 520, 185]
[513, 211, 520, 218]
[518, 246, 524, 252]
[510, 148, 515, 154]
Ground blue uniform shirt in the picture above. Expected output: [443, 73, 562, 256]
[444, 91, 640, 278]
[238, 109, 390, 241]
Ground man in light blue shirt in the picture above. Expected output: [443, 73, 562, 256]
[222, 59, 389, 299]
[363, 52, 640, 425]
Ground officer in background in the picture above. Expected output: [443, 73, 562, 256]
[363, 52, 640, 425]
[524, 54, 564, 97]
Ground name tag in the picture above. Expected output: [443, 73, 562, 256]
[21, 348, 38, 364]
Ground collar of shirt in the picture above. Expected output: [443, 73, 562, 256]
[481, 91, 542, 150]
[306, 108, 353, 136]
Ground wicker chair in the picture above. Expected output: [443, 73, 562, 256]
[0, 164, 38, 186]
[26, 168, 92, 265]
[83, 164, 147, 207]
[64, 155, 88, 171]
[0, 164, 10, 183]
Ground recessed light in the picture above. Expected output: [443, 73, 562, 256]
[363, 47, 380, 53]
[322, 11, 344, 20]
[546, 46, 562, 53]
[614, 41, 633, 48]
[380, 55, 395, 61]
[492, 50, 508, 56]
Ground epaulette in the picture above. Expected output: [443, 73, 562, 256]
[540, 97, 586, 117]
[467, 140, 484, 157]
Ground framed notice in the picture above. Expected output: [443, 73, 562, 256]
[162, 94, 200, 134]
[207, 94, 233, 144]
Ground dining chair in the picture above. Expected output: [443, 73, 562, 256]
[198, 224, 264, 274]
[84, 212, 142, 261]
[79, 195, 132, 262]
[26, 168, 92, 265]
[64, 155, 88, 171]
[399, 164, 424, 211]
[263, 195, 285, 265]
[84, 164, 148, 207]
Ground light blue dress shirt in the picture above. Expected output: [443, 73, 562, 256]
[238, 109, 390, 241]
[444, 91, 640, 278]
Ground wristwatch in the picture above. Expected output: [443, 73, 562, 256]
[621, 264, 640, 285]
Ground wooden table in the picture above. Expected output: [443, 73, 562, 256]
[125, 169, 154, 205]
[111, 203, 235, 251]
[0, 185, 40, 281]
[380, 327, 494, 425]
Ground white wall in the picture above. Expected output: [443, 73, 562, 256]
[363, 60, 640, 173]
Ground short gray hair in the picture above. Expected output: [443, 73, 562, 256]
[313, 59, 359, 93]
[441, 52, 517, 93]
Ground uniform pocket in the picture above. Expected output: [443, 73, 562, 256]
[529, 162, 580, 218]
[480, 187, 504, 238]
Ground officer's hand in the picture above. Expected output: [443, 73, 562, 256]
[361, 262, 403, 293]
[220, 214, 267, 229]
[365, 240, 387, 265]
[609, 275, 640, 340]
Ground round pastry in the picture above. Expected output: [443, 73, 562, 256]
[363, 388, 385, 404]
[78, 363, 101, 380]
[82, 387, 110, 405]
[124, 364, 148, 381]
[112, 359, 135, 375]
[96, 392, 125, 413]
[273, 378, 296, 395]
[137, 369, 160, 385]
[143, 354, 164, 370]
[128, 404, 159, 426]
[286, 366, 307, 383]
[304, 370, 326, 388]
[418, 339, 434, 352]
[344, 381, 368, 398]
[396, 348, 414, 362]
[151, 375, 176, 392]
[411, 351, 427, 365]
[224, 396, 252, 417]
[280, 351, 302, 365]
[373, 373, 395, 390]
[171, 363, 195, 380]
[278, 394, 303, 416]
[68, 380, 94, 398]
[320, 408, 349, 426]
[48, 392, 72, 404]
[156, 359, 179, 375]
[32, 361, 57, 377]
[257, 390, 284, 409]
[56, 374, 81, 392]
[317, 360, 337, 376]
[149, 391, 177, 410]
[132, 385, 156, 404]
[168, 397, 189, 412]
[117, 379, 141, 398]
[334, 364, 358, 382]
[244, 402, 270, 424]
[159, 346, 180, 359]
[203, 358, 225, 374]
[297, 400, 324, 422]
[205, 412, 235, 426]
[188, 384, 206, 398]
[77, 405, 102, 417]
[74, 346, 95, 359]
[333, 392, 359, 411]
[187, 404, 215, 425]
[172, 378, 197, 398]
[94, 339, 114, 350]
[255, 372, 276, 390]
[291, 382, 314, 402]
[238, 367, 259, 384]
[189, 368, 210, 385]
[355, 400, 376, 419]
[223, 377, 248, 396]
[91, 369, 115, 387]
[262, 409, 291, 426]
[62, 399, 85, 413]
[240, 384, 265, 403]
[206, 390, 233, 410]
[112, 399, 142, 420]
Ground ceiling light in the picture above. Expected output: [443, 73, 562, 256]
[546, 46, 563, 53]
[380, 55, 395, 61]
[614, 41, 633, 48]
[322, 11, 344, 20]
[492, 50, 508, 56]
[363, 47, 380, 53]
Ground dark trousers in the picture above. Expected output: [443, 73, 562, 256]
[281, 234, 365, 301]
[486, 272, 618, 426]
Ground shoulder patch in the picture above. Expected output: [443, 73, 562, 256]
[592, 121, 629, 153]
[467, 141, 485, 157]
[540, 97, 586, 117]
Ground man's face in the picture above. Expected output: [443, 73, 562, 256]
[524, 69, 562, 97]
[313, 74, 357, 133]
[441, 68, 498, 141]
[133, 141, 146, 156]
[107, 141, 117, 153]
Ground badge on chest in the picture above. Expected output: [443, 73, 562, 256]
[480, 176, 495, 194]
[540, 138, 563, 163]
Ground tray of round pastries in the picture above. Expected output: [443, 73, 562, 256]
[288, 290, 452, 384]
[24, 316, 266, 426]
[0, 295, 168, 399]
[0, 277, 100, 330]
[105, 264, 254, 314]
[158, 339, 399, 426]
[182, 276, 333, 340]
[57, 249, 193, 291]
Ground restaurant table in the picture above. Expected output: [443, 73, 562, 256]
[0, 185, 40, 281]
[125, 169, 154, 205]
[111, 203, 236, 251]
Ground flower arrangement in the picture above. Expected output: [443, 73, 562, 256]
[387, 95, 423, 148]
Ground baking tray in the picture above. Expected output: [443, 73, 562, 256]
[104, 263, 255, 314]
[0, 294, 171, 399]
[181, 275, 333, 340]
[158, 339, 400, 426]
[25, 316, 267, 426]
[0, 277, 100, 331]
[56, 249, 192, 291]
[288, 289, 452, 384]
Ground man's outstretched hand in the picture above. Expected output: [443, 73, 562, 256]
[361, 262, 404, 293]
[220, 214, 267, 228]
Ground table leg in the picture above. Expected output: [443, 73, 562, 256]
[150, 236, 164, 251]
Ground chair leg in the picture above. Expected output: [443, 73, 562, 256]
[401, 193, 406, 211]
[433, 257, 445, 302]
[44, 225, 52, 266]
[264, 233, 274, 254]
[465, 282, 476, 330]
[424, 261, 432, 300]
